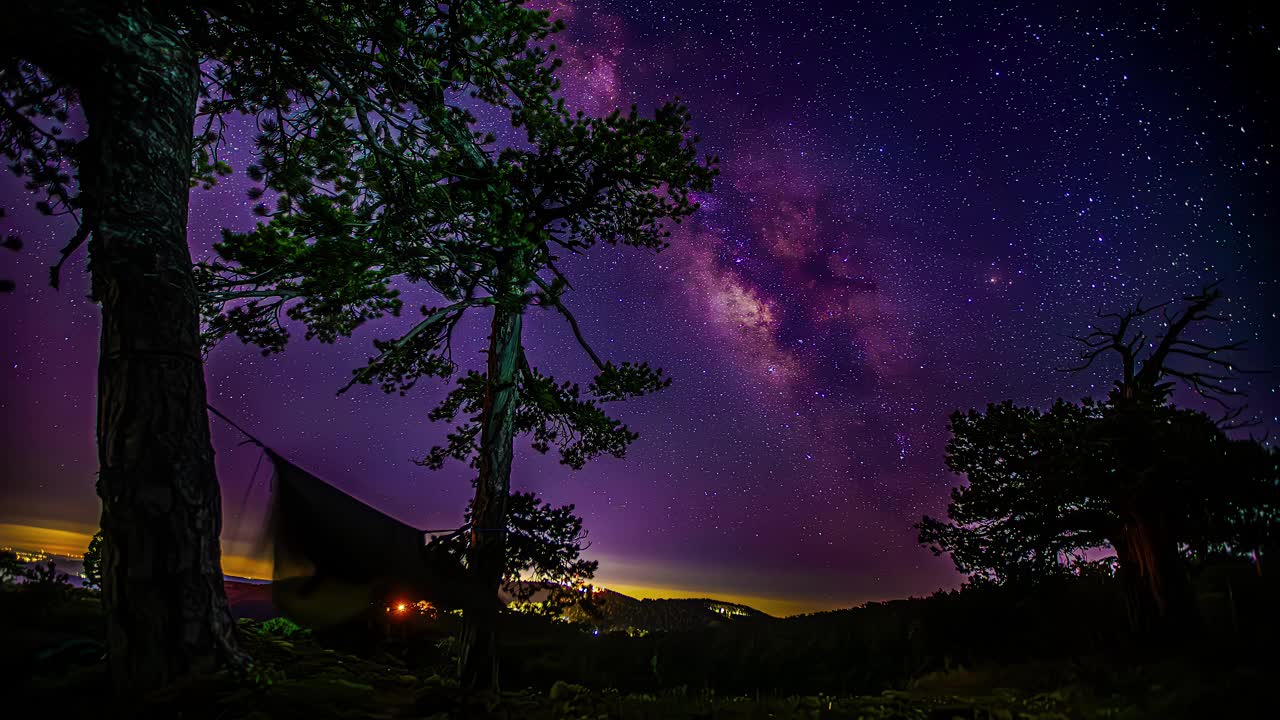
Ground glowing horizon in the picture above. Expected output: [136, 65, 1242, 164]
[1, 521, 860, 616]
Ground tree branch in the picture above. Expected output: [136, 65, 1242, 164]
[339, 296, 493, 394]
[1138, 283, 1222, 385]
[531, 274, 604, 370]
[49, 215, 90, 289]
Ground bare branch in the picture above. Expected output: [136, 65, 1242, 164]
[49, 215, 91, 289]
[546, 260, 574, 290]
[1063, 282, 1258, 409]
[1170, 338, 1247, 353]
[1136, 283, 1248, 403]
[531, 274, 605, 371]
[1215, 405, 1261, 432]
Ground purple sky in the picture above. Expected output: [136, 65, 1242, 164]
[2, 1, 1276, 615]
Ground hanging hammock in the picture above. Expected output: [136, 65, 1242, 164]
[210, 406, 479, 626]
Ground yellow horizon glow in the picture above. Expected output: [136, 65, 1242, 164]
[0, 522, 271, 579]
[0, 522, 96, 558]
[599, 581, 845, 617]
[1, 523, 845, 616]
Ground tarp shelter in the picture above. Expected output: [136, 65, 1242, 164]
[265, 450, 477, 626]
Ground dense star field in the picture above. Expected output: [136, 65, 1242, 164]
[1, 1, 1276, 615]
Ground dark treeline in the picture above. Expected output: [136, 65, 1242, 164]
[4, 548, 1277, 717]
[482, 560, 1276, 698]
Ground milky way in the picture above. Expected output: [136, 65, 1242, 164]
[2, 0, 1276, 615]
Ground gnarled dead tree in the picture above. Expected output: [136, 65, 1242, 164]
[1061, 281, 1252, 413]
[1061, 282, 1260, 635]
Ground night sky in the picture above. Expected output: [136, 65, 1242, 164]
[2, 1, 1277, 616]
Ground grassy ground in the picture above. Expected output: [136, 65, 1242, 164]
[3, 587, 1273, 719]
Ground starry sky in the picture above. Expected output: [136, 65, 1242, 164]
[2, 0, 1277, 616]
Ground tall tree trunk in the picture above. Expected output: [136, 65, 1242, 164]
[459, 291, 523, 691]
[1113, 510, 1197, 639]
[57, 8, 247, 694]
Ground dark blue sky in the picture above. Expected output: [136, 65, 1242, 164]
[2, 0, 1276, 614]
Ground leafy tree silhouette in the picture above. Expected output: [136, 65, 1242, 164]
[83, 531, 103, 591]
[0, 549, 22, 585]
[2, 0, 569, 692]
[431, 491, 599, 616]
[200, 4, 716, 687]
[918, 285, 1278, 637]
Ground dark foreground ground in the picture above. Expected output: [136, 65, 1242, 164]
[3, 571, 1276, 719]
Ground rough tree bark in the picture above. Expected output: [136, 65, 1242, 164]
[1105, 398, 1201, 638]
[1060, 287, 1245, 639]
[459, 283, 524, 691]
[8, 4, 248, 693]
[1112, 508, 1197, 638]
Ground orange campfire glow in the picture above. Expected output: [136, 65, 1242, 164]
[385, 600, 437, 619]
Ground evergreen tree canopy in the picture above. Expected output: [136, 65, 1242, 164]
[430, 491, 599, 615]
[2, 0, 583, 691]
[917, 285, 1278, 633]
[4, 0, 561, 288]
[200, 13, 718, 489]
[203, 96, 716, 468]
[919, 398, 1279, 585]
[198, 3, 716, 688]
[83, 531, 104, 591]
